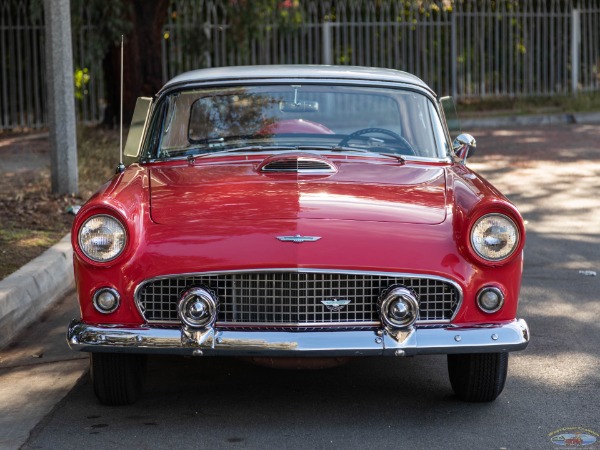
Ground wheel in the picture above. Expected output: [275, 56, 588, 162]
[90, 353, 146, 405]
[338, 127, 416, 154]
[447, 352, 508, 402]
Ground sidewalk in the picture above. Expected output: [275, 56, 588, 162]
[0, 132, 82, 448]
[0, 291, 87, 449]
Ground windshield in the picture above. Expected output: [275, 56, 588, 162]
[153, 84, 449, 160]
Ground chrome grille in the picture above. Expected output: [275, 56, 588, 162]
[136, 271, 460, 327]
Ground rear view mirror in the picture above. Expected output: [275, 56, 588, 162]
[124, 97, 152, 158]
[279, 100, 319, 113]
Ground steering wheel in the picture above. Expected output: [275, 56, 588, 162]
[338, 127, 416, 155]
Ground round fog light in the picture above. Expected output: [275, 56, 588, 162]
[178, 287, 218, 328]
[477, 287, 504, 313]
[189, 301, 207, 320]
[92, 288, 120, 314]
[379, 286, 419, 329]
[389, 300, 410, 321]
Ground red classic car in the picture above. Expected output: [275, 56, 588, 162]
[67, 65, 529, 405]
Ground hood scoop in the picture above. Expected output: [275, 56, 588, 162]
[258, 153, 337, 174]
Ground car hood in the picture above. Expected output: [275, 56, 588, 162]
[149, 158, 447, 225]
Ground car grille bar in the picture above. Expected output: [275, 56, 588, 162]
[135, 270, 461, 328]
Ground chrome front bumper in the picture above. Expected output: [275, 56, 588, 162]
[67, 319, 529, 357]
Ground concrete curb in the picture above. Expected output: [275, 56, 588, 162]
[461, 111, 600, 129]
[0, 234, 73, 349]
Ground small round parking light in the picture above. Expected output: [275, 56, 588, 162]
[477, 287, 505, 314]
[92, 288, 120, 314]
[379, 286, 419, 329]
[178, 287, 219, 329]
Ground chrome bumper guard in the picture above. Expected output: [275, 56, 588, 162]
[67, 319, 529, 356]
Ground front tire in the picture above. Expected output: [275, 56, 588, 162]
[90, 353, 146, 405]
[447, 352, 508, 402]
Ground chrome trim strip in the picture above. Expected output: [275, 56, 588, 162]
[159, 78, 436, 102]
[214, 321, 381, 328]
[145, 150, 452, 165]
[133, 269, 464, 325]
[67, 319, 529, 356]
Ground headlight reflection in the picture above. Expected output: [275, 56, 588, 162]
[470, 213, 519, 261]
[78, 215, 127, 262]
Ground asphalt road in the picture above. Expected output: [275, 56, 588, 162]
[19, 124, 600, 450]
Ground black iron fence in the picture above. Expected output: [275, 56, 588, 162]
[1, 0, 599, 130]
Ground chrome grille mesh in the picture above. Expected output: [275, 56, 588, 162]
[136, 271, 460, 327]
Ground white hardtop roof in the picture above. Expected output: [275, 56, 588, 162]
[160, 65, 431, 93]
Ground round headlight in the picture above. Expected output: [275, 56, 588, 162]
[78, 214, 126, 262]
[470, 213, 519, 261]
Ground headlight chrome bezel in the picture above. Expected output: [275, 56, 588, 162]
[77, 214, 128, 263]
[470, 213, 520, 263]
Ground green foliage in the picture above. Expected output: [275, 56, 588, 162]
[29, 0, 131, 101]
[74, 67, 90, 100]
[70, 0, 131, 104]
[225, 0, 303, 47]
[169, 0, 303, 63]
[29, 0, 131, 64]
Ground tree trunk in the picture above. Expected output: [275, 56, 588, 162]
[102, 0, 169, 127]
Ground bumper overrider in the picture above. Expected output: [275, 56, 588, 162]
[67, 319, 529, 357]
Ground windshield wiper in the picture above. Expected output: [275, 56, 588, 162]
[290, 144, 406, 163]
[185, 144, 404, 163]
[328, 145, 373, 153]
[304, 145, 405, 162]
[196, 145, 298, 158]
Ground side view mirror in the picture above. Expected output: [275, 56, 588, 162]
[453, 133, 476, 164]
[124, 97, 152, 158]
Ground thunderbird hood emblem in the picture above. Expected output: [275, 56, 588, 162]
[321, 299, 351, 312]
[277, 235, 321, 243]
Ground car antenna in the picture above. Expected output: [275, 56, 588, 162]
[116, 35, 125, 174]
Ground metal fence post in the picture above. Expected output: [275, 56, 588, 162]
[323, 21, 333, 65]
[44, 0, 78, 195]
[450, 11, 457, 98]
[571, 8, 580, 94]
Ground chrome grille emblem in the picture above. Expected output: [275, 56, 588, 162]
[277, 235, 321, 243]
[321, 299, 351, 312]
